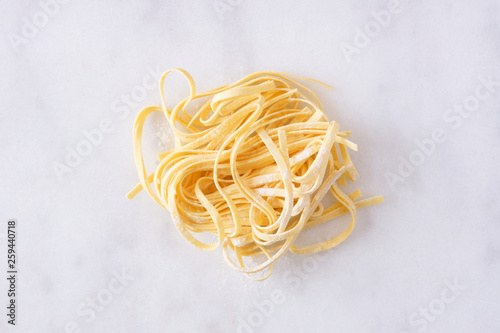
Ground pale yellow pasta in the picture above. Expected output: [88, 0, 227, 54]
[127, 68, 384, 280]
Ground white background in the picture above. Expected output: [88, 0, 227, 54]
[1, 1, 499, 332]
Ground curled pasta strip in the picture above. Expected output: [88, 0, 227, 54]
[128, 69, 384, 280]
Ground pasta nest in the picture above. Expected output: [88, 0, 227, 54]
[128, 69, 383, 280]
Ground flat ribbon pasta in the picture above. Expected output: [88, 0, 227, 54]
[127, 69, 384, 280]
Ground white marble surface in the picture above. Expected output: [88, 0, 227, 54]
[1, 1, 499, 332]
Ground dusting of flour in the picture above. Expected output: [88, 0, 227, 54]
[155, 119, 175, 151]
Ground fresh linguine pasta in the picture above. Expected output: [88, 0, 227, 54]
[127, 69, 383, 280]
